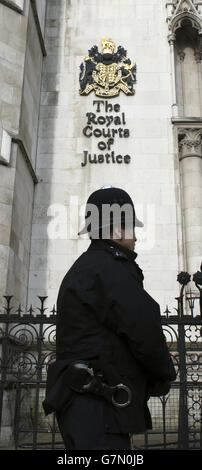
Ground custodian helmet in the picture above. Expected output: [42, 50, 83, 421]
[78, 185, 143, 235]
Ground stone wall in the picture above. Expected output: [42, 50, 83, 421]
[1, 0, 201, 311]
[6, 143, 34, 305]
[0, 0, 46, 306]
[0, 1, 28, 302]
[0, 1, 47, 444]
[28, 0, 180, 312]
[20, 2, 45, 167]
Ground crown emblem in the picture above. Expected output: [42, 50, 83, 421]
[102, 37, 115, 54]
[79, 38, 136, 98]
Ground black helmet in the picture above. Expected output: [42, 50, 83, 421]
[78, 185, 143, 235]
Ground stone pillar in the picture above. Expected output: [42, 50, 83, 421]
[178, 128, 202, 274]
[194, 50, 202, 114]
[168, 33, 178, 117]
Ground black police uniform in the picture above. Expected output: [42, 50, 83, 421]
[43, 237, 176, 450]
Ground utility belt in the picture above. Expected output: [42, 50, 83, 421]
[66, 360, 132, 408]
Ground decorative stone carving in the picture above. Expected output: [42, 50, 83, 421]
[194, 49, 202, 62]
[166, 0, 202, 34]
[168, 32, 176, 45]
[178, 128, 202, 159]
[167, 1, 202, 65]
[178, 49, 186, 61]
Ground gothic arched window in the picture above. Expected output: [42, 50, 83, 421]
[174, 18, 202, 116]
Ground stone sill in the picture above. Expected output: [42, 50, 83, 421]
[12, 136, 38, 184]
[0, 0, 24, 14]
[0, 134, 38, 184]
[172, 117, 202, 125]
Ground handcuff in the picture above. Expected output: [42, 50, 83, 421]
[69, 361, 132, 408]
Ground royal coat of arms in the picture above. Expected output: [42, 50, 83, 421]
[79, 37, 136, 98]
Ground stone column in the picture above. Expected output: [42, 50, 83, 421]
[178, 128, 202, 274]
[194, 50, 202, 116]
[168, 33, 178, 117]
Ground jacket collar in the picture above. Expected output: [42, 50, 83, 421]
[88, 238, 138, 262]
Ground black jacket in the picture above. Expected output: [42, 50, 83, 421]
[44, 239, 176, 434]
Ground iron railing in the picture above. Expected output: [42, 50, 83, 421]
[0, 271, 201, 450]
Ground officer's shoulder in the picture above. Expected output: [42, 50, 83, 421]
[60, 244, 128, 289]
[72, 245, 121, 276]
[82, 245, 130, 278]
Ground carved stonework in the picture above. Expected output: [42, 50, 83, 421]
[168, 0, 201, 16]
[166, 0, 202, 33]
[176, 0, 199, 14]
[166, 1, 202, 63]
[178, 128, 202, 158]
[194, 49, 202, 62]
[178, 49, 186, 61]
[168, 32, 176, 45]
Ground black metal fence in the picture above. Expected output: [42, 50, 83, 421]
[0, 271, 201, 450]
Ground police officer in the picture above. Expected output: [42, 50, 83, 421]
[43, 186, 176, 450]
